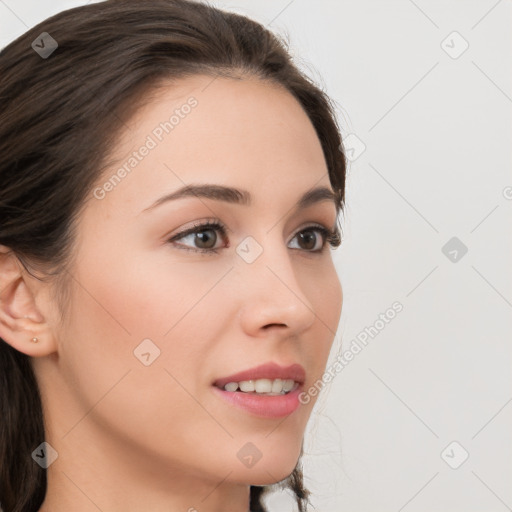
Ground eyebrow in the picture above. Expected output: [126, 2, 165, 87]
[141, 183, 339, 213]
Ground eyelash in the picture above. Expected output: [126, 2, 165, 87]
[167, 219, 342, 256]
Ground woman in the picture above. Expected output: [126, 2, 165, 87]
[0, 0, 347, 510]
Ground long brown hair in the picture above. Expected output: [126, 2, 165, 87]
[0, 1, 347, 510]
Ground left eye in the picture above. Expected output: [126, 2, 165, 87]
[168, 220, 337, 255]
[288, 227, 329, 252]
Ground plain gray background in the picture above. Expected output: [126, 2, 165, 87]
[1, 1, 511, 511]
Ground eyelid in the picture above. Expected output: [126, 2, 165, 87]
[168, 219, 231, 238]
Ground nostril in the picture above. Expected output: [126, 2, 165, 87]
[263, 323, 286, 330]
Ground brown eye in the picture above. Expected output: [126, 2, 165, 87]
[297, 230, 320, 251]
[191, 229, 218, 249]
[291, 228, 325, 252]
[168, 220, 228, 254]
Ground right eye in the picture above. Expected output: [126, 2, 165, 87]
[167, 219, 230, 255]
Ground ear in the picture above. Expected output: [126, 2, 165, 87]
[0, 245, 58, 357]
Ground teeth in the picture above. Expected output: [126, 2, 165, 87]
[222, 378, 297, 395]
[255, 379, 272, 393]
[224, 382, 239, 392]
[239, 380, 255, 392]
[271, 378, 283, 393]
[282, 379, 295, 392]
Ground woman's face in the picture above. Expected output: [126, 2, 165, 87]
[39, 74, 342, 490]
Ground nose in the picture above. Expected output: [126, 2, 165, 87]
[234, 236, 317, 337]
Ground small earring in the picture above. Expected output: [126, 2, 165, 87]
[30, 337, 39, 343]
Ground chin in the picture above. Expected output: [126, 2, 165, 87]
[230, 450, 302, 486]
[249, 466, 298, 486]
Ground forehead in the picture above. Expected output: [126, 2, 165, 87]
[93, 73, 330, 215]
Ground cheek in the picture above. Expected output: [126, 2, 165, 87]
[321, 264, 343, 329]
[69, 249, 195, 342]
[57, 258, 231, 470]
[300, 263, 342, 388]
[60, 244, 232, 412]
[308, 261, 342, 338]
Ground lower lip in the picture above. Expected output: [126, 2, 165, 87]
[212, 385, 302, 418]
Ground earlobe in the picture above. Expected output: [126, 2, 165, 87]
[0, 246, 57, 357]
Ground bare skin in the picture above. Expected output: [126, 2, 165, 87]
[0, 73, 342, 511]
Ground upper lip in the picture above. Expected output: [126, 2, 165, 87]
[213, 362, 306, 389]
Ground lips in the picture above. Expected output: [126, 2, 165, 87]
[213, 362, 306, 389]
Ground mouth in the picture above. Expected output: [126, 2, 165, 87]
[213, 362, 305, 392]
[211, 362, 306, 418]
[215, 378, 300, 396]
